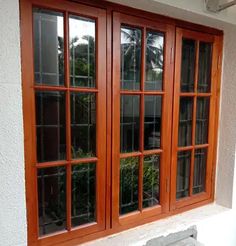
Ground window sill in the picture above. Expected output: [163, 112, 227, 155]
[84, 203, 231, 246]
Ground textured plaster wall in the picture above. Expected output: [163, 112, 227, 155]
[0, 0, 27, 246]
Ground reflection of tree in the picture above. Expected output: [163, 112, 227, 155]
[58, 36, 64, 84]
[121, 28, 163, 84]
[70, 35, 95, 87]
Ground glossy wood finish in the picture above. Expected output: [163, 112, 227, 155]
[112, 12, 174, 228]
[21, 0, 107, 245]
[20, 0, 223, 245]
[170, 28, 221, 210]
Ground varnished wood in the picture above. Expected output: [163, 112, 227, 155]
[20, 0, 223, 245]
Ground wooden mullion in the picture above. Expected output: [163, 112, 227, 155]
[177, 146, 194, 151]
[71, 157, 98, 164]
[36, 160, 68, 168]
[189, 41, 199, 197]
[120, 152, 142, 159]
[138, 27, 146, 212]
[34, 85, 67, 91]
[120, 90, 165, 95]
[64, 11, 72, 231]
[143, 149, 163, 156]
[69, 87, 99, 93]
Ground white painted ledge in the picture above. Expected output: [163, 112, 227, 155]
[83, 204, 236, 246]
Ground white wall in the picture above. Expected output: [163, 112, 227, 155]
[0, 0, 236, 245]
[0, 0, 27, 246]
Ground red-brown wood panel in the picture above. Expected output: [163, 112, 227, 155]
[112, 12, 175, 228]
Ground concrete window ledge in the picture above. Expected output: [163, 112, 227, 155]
[84, 204, 236, 246]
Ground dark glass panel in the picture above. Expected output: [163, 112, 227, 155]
[71, 163, 96, 227]
[178, 97, 193, 147]
[36, 91, 66, 162]
[120, 157, 139, 215]
[180, 39, 196, 92]
[33, 9, 64, 86]
[176, 151, 191, 199]
[143, 155, 160, 208]
[71, 93, 96, 159]
[193, 149, 207, 194]
[69, 16, 96, 87]
[144, 96, 162, 150]
[121, 26, 141, 90]
[198, 42, 212, 92]
[195, 97, 210, 145]
[38, 166, 66, 236]
[145, 31, 164, 91]
[120, 95, 140, 153]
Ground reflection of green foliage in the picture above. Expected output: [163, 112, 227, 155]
[70, 35, 95, 86]
[143, 156, 159, 196]
[71, 163, 95, 225]
[120, 156, 159, 212]
[71, 147, 93, 159]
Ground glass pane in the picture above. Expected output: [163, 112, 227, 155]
[143, 155, 160, 208]
[72, 163, 96, 227]
[36, 91, 66, 162]
[120, 157, 139, 215]
[71, 93, 96, 159]
[180, 39, 196, 92]
[121, 26, 141, 90]
[69, 16, 96, 88]
[178, 97, 193, 147]
[144, 96, 162, 150]
[176, 151, 191, 199]
[145, 31, 164, 91]
[193, 149, 207, 194]
[195, 97, 210, 145]
[120, 95, 140, 152]
[198, 42, 212, 92]
[38, 166, 66, 236]
[33, 9, 64, 86]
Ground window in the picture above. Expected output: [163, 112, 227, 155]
[20, 0, 222, 245]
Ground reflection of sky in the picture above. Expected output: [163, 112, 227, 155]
[57, 16, 95, 45]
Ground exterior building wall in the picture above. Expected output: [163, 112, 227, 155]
[0, 0, 27, 246]
[0, 0, 236, 245]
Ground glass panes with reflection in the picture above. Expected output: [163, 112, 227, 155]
[198, 42, 212, 92]
[176, 151, 191, 199]
[145, 31, 164, 91]
[195, 97, 210, 145]
[120, 157, 139, 215]
[180, 39, 196, 92]
[144, 96, 162, 150]
[193, 149, 207, 194]
[38, 166, 66, 236]
[33, 9, 64, 86]
[36, 91, 66, 163]
[72, 163, 96, 227]
[120, 95, 140, 152]
[69, 16, 96, 87]
[121, 26, 141, 90]
[178, 97, 193, 147]
[71, 93, 96, 159]
[143, 155, 160, 208]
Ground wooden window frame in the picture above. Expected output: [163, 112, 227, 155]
[20, 0, 223, 245]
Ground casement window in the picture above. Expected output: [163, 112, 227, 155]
[20, 0, 222, 245]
